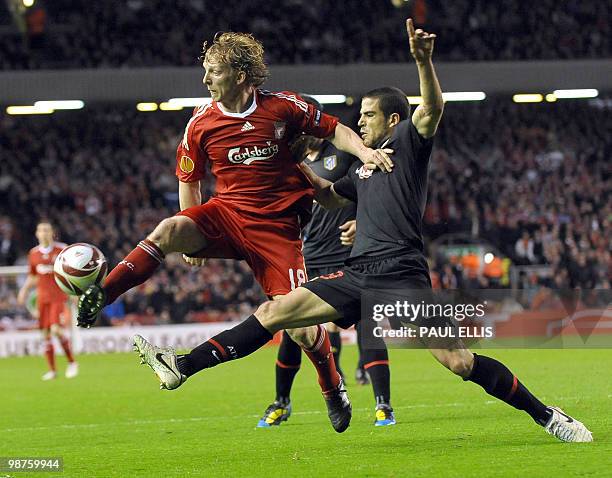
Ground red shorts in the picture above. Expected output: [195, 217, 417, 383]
[178, 198, 308, 296]
[38, 301, 67, 329]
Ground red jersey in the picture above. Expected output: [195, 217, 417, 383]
[28, 243, 67, 304]
[176, 89, 339, 216]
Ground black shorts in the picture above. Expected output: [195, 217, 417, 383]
[306, 264, 345, 280]
[301, 254, 431, 329]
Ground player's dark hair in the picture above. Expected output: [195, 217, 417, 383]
[200, 32, 269, 87]
[36, 219, 54, 230]
[363, 87, 411, 121]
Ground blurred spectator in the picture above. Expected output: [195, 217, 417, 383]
[0, 218, 18, 265]
[515, 231, 536, 265]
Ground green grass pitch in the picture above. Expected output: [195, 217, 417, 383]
[1, 346, 610, 477]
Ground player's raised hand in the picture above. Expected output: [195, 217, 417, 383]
[407, 18, 436, 64]
[339, 220, 357, 246]
[360, 147, 394, 173]
[182, 254, 206, 267]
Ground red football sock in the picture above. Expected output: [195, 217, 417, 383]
[104, 240, 164, 304]
[302, 325, 341, 394]
[44, 339, 56, 371]
[58, 335, 75, 363]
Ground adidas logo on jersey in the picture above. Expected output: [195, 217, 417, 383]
[241, 121, 255, 132]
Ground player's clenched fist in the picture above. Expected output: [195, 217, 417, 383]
[339, 220, 356, 246]
[407, 18, 436, 64]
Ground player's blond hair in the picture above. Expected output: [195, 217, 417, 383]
[201, 32, 269, 87]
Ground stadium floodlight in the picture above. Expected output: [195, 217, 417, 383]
[306, 95, 347, 104]
[34, 100, 84, 110]
[406, 92, 486, 105]
[6, 105, 54, 115]
[159, 102, 184, 111]
[167, 97, 212, 107]
[442, 92, 486, 102]
[552, 89, 598, 99]
[136, 102, 159, 112]
[512, 94, 543, 103]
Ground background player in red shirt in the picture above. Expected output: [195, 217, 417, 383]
[17, 221, 78, 380]
[77, 32, 392, 432]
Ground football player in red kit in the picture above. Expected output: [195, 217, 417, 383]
[18, 221, 78, 380]
[77, 32, 392, 432]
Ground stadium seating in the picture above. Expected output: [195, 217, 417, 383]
[0, 0, 609, 70]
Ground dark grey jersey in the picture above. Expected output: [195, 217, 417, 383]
[333, 120, 433, 273]
[302, 142, 357, 268]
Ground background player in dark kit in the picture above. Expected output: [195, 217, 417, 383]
[257, 97, 395, 428]
[134, 19, 592, 442]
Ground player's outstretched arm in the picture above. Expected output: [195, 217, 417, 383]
[299, 163, 352, 210]
[407, 18, 444, 138]
[327, 123, 394, 173]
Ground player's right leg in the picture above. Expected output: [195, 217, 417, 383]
[429, 346, 593, 442]
[134, 287, 352, 429]
[325, 322, 344, 379]
[40, 325, 56, 381]
[77, 214, 208, 327]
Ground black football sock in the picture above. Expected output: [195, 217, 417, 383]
[466, 354, 552, 425]
[328, 330, 343, 377]
[361, 347, 391, 406]
[275, 331, 302, 404]
[177, 315, 272, 377]
[356, 322, 366, 370]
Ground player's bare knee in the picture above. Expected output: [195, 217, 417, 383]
[148, 218, 175, 249]
[445, 352, 474, 377]
[254, 300, 281, 329]
[285, 327, 312, 346]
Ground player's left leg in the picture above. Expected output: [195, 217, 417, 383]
[257, 331, 300, 427]
[429, 346, 593, 442]
[356, 319, 395, 426]
[48, 302, 78, 378]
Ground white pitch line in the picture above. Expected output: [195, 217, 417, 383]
[1, 396, 599, 434]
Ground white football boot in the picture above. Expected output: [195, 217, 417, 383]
[544, 406, 593, 442]
[65, 362, 79, 379]
[41, 370, 57, 381]
[133, 335, 186, 390]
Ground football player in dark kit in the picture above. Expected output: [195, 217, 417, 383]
[257, 97, 395, 428]
[134, 18, 592, 442]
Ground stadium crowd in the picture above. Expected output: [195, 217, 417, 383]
[0, 98, 609, 327]
[0, 0, 609, 70]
